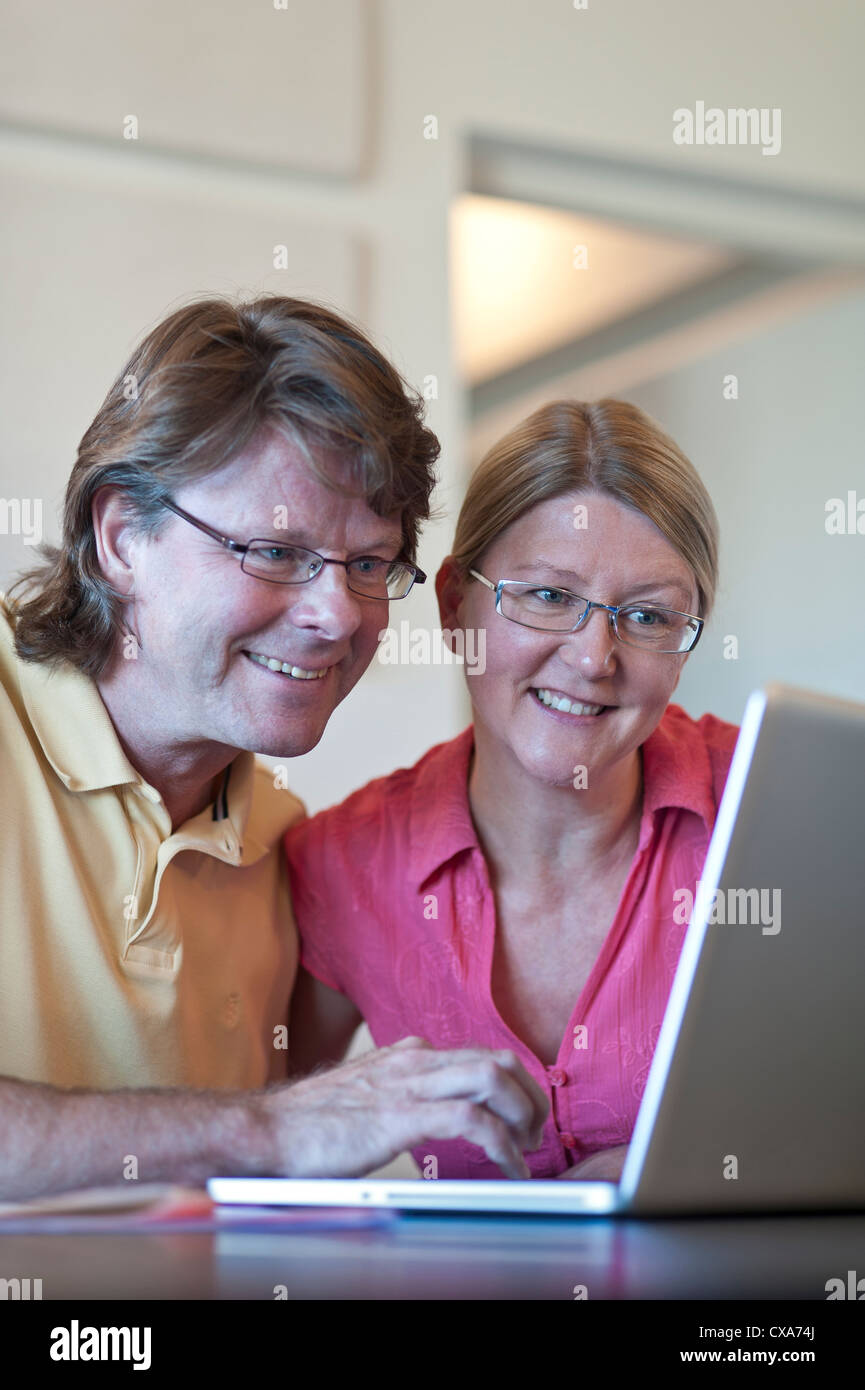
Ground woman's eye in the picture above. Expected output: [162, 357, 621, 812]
[630, 608, 665, 625]
[532, 587, 568, 604]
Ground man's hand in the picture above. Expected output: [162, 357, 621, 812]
[556, 1144, 629, 1181]
[0, 1042, 547, 1200]
[258, 1037, 549, 1179]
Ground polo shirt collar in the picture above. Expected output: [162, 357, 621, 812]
[408, 705, 717, 884]
[16, 646, 140, 793]
[14, 628, 286, 864]
[165, 749, 268, 866]
[222, 751, 298, 867]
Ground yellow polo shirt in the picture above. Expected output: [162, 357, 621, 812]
[0, 597, 305, 1091]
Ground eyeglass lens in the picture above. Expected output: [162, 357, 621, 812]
[499, 583, 696, 651]
[241, 542, 413, 598]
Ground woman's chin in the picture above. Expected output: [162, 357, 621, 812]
[510, 744, 589, 792]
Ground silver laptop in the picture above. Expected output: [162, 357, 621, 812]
[209, 683, 865, 1217]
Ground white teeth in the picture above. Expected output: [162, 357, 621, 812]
[534, 688, 605, 716]
[248, 652, 329, 680]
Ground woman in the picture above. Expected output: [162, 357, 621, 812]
[284, 399, 738, 1180]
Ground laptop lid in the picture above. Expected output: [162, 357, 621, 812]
[620, 683, 865, 1215]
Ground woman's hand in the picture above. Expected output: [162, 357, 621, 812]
[556, 1143, 629, 1181]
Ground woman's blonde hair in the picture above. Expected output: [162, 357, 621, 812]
[451, 399, 718, 619]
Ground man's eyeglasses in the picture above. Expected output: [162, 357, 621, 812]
[469, 570, 703, 654]
[160, 498, 426, 600]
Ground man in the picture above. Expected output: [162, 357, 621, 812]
[0, 295, 546, 1201]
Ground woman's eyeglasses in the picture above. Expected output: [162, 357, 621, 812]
[469, 570, 702, 654]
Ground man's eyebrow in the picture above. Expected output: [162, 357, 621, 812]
[511, 561, 693, 604]
[252, 526, 402, 555]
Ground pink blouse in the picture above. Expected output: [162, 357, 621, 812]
[284, 703, 739, 1178]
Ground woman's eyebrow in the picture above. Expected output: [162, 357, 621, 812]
[513, 561, 693, 604]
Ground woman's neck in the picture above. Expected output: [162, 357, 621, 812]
[467, 723, 643, 885]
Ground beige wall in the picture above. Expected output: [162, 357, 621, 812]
[2, 0, 863, 1179]
[2, 1, 863, 811]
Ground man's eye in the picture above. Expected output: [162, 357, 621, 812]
[249, 545, 311, 568]
[351, 557, 383, 575]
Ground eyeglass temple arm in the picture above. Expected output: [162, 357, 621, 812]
[468, 569, 496, 591]
[164, 497, 426, 583]
[161, 498, 248, 554]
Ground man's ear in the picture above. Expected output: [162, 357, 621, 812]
[435, 557, 466, 632]
[91, 487, 138, 596]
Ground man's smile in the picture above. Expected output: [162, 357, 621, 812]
[244, 649, 335, 680]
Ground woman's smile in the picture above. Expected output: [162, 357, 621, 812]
[530, 686, 612, 717]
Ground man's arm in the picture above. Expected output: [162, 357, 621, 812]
[0, 1040, 550, 1201]
[287, 966, 363, 1075]
[0, 1074, 271, 1202]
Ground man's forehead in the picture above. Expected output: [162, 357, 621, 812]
[213, 427, 353, 493]
[182, 437, 403, 547]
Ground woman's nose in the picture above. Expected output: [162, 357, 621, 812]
[558, 604, 616, 672]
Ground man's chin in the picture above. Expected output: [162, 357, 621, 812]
[241, 720, 329, 760]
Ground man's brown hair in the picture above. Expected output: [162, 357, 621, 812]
[9, 295, 440, 677]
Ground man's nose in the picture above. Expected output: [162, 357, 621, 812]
[558, 604, 617, 673]
[284, 562, 366, 640]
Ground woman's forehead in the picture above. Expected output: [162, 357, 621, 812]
[482, 492, 698, 600]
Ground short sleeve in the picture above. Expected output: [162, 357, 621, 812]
[284, 817, 345, 995]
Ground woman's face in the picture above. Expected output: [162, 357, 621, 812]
[442, 489, 701, 790]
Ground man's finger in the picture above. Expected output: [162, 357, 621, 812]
[416, 1101, 531, 1180]
[387, 1043, 550, 1139]
[407, 1055, 547, 1146]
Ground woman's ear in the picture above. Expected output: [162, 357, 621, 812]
[435, 557, 466, 632]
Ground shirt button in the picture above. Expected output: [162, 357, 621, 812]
[549, 1068, 568, 1087]
[560, 1131, 578, 1149]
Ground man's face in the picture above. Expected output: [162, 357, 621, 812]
[119, 429, 404, 758]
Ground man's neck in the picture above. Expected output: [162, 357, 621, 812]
[158, 767, 233, 832]
[95, 676, 236, 833]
